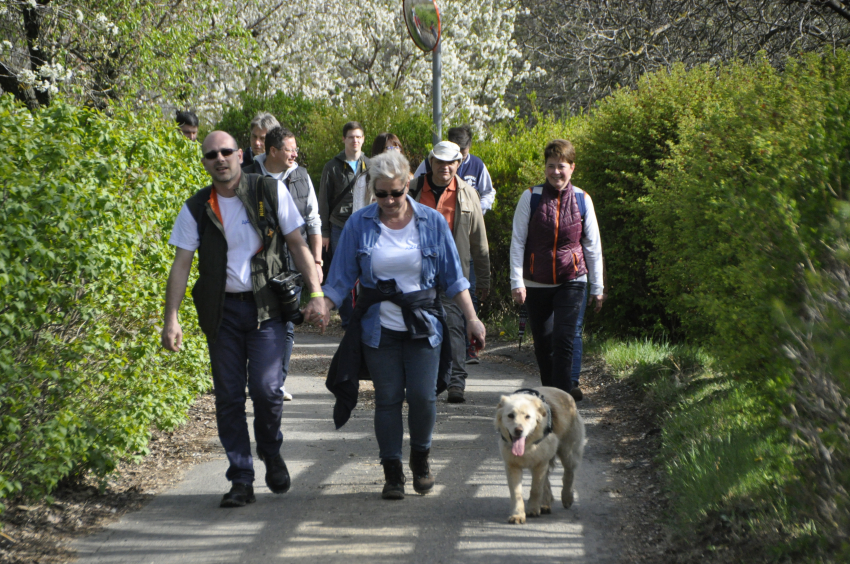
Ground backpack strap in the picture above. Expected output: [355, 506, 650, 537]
[409, 175, 427, 200]
[527, 185, 587, 230]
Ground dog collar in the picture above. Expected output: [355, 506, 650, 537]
[500, 389, 554, 445]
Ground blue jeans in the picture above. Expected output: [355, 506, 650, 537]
[525, 281, 587, 393]
[362, 328, 440, 461]
[208, 296, 286, 484]
[330, 223, 353, 327]
[572, 286, 588, 385]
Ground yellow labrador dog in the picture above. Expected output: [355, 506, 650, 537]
[494, 387, 585, 524]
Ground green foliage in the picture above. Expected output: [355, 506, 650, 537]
[649, 52, 850, 379]
[572, 63, 736, 337]
[214, 91, 327, 170]
[0, 95, 210, 508]
[299, 91, 434, 182]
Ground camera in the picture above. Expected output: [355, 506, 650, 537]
[268, 272, 304, 325]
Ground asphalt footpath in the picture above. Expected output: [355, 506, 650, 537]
[74, 332, 624, 563]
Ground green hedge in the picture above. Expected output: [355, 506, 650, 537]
[0, 96, 210, 506]
[649, 53, 850, 379]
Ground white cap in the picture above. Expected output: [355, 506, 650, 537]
[429, 141, 463, 162]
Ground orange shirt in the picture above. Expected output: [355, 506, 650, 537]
[419, 176, 458, 233]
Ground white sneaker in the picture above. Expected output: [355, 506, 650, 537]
[283, 391, 293, 401]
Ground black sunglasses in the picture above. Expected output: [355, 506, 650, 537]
[374, 189, 406, 199]
[203, 148, 238, 160]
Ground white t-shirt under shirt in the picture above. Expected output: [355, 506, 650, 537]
[169, 183, 305, 293]
[371, 219, 422, 331]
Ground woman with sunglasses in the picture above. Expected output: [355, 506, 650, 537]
[322, 151, 486, 500]
[352, 132, 405, 213]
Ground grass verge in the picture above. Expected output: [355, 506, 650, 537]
[593, 338, 821, 562]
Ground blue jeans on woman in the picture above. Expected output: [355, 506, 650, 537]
[362, 328, 440, 461]
[524, 281, 587, 393]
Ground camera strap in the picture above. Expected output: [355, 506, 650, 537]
[250, 174, 279, 253]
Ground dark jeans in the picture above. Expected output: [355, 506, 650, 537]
[362, 328, 440, 461]
[208, 296, 287, 485]
[525, 281, 587, 393]
[330, 223, 353, 327]
[572, 286, 588, 385]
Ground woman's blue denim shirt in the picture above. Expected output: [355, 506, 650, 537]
[322, 196, 469, 348]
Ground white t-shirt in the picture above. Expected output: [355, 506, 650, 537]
[371, 219, 422, 331]
[169, 183, 305, 292]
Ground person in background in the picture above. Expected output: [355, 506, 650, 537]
[161, 131, 328, 508]
[323, 150, 485, 500]
[318, 121, 369, 328]
[413, 125, 495, 364]
[176, 110, 199, 141]
[243, 126, 323, 402]
[242, 112, 280, 168]
[509, 139, 604, 402]
[409, 141, 490, 404]
[353, 132, 405, 213]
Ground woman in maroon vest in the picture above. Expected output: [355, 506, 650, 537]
[509, 139, 605, 401]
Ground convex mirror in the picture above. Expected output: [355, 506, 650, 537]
[403, 0, 441, 52]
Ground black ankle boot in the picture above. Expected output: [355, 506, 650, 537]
[409, 448, 435, 494]
[381, 459, 406, 500]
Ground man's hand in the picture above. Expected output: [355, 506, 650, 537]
[591, 294, 606, 312]
[161, 320, 183, 352]
[322, 237, 330, 251]
[478, 288, 490, 301]
[466, 317, 486, 351]
[316, 264, 324, 285]
[301, 297, 330, 334]
[511, 287, 526, 305]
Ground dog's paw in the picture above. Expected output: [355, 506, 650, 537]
[525, 507, 542, 517]
[508, 514, 526, 524]
[562, 489, 575, 508]
[540, 505, 552, 514]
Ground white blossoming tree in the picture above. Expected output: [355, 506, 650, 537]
[1, 0, 536, 126]
[0, 0, 254, 110]
[194, 0, 540, 127]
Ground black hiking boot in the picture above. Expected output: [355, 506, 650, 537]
[258, 451, 291, 494]
[220, 483, 256, 508]
[381, 459, 406, 500]
[409, 448, 435, 494]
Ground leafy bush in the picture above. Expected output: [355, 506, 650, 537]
[0, 95, 210, 507]
[649, 52, 850, 379]
[299, 91, 434, 181]
[214, 91, 326, 171]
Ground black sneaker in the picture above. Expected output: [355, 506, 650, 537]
[381, 459, 406, 500]
[258, 452, 291, 494]
[447, 387, 465, 404]
[569, 387, 584, 402]
[220, 483, 256, 508]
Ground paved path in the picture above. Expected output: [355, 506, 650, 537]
[74, 333, 623, 563]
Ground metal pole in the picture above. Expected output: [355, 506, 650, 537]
[432, 41, 442, 146]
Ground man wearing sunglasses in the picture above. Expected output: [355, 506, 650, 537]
[243, 126, 323, 402]
[161, 131, 329, 508]
[409, 141, 491, 404]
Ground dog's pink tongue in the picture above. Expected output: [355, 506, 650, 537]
[511, 436, 526, 457]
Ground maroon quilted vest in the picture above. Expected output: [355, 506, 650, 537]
[522, 182, 587, 284]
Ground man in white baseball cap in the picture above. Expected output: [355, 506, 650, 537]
[410, 141, 490, 404]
